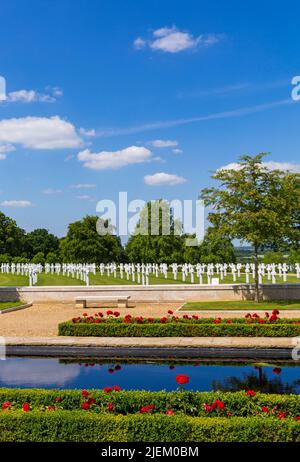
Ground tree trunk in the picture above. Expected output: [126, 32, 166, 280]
[254, 243, 260, 302]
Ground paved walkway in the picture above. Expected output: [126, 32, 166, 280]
[3, 335, 296, 348]
[0, 302, 300, 337]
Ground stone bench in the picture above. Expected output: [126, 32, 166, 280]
[75, 295, 131, 309]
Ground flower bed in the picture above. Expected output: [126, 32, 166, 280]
[58, 310, 300, 337]
[1, 388, 300, 442]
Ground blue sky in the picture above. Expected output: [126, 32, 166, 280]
[0, 0, 300, 236]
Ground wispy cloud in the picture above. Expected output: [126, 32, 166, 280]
[134, 26, 223, 53]
[70, 183, 97, 189]
[42, 188, 62, 195]
[3, 86, 63, 104]
[149, 139, 178, 148]
[96, 98, 294, 138]
[0, 200, 33, 208]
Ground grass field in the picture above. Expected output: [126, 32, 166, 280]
[0, 301, 25, 312]
[0, 271, 299, 286]
[181, 300, 300, 311]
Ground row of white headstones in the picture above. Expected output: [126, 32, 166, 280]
[0, 262, 299, 286]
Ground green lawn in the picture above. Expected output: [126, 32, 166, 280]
[181, 300, 300, 311]
[0, 301, 25, 311]
[0, 271, 299, 287]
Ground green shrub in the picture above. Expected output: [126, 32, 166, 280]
[1, 389, 300, 417]
[0, 412, 299, 442]
[58, 320, 300, 337]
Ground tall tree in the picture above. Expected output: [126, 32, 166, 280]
[125, 200, 185, 263]
[60, 215, 124, 263]
[0, 211, 26, 257]
[200, 153, 300, 300]
[24, 228, 59, 259]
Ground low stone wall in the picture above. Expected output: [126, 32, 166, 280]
[0, 283, 300, 303]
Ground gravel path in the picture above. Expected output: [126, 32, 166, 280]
[0, 302, 182, 337]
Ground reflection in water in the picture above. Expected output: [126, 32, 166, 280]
[212, 366, 298, 394]
[0, 358, 299, 393]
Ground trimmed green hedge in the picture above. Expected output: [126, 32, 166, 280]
[58, 320, 300, 337]
[1, 412, 300, 442]
[1, 389, 300, 416]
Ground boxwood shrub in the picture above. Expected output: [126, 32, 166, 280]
[1, 412, 300, 442]
[58, 320, 300, 337]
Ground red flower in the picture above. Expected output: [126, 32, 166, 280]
[82, 312, 88, 317]
[168, 310, 174, 315]
[114, 311, 120, 317]
[269, 314, 278, 322]
[103, 387, 113, 393]
[262, 406, 269, 413]
[160, 317, 168, 323]
[113, 385, 120, 391]
[47, 405, 55, 411]
[226, 319, 233, 324]
[82, 390, 89, 398]
[175, 374, 189, 385]
[106, 310, 113, 316]
[55, 397, 62, 403]
[273, 367, 281, 375]
[98, 312, 104, 317]
[295, 416, 300, 421]
[272, 309, 280, 315]
[265, 312, 270, 318]
[246, 390, 256, 397]
[165, 409, 174, 415]
[88, 398, 96, 405]
[245, 313, 252, 318]
[2, 401, 10, 410]
[82, 401, 90, 410]
[211, 399, 225, 410]
[278, 411, 286, 420]
[203, 403, 211, 413]
[140, 404, 154, 413]
[227, 412, 233, 417]
[192, 315, 199, 320]
[259, 319, 266, 324]
[252, 313, 259, 318]
[107, 403, 114, 412]
[135, 316, 143, 323]
[95, 319, 101, 324]
[22, 403, 30, 412]
[213, 318, 221, 324]
[147, 317, 154, 322]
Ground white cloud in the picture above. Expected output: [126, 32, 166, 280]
[144, 172, 187, 186]
[71, 183, 96, 189]
[0, 200, 33, 208]
[76, 195, 92, 200]
[97, 98, 293, 137]
[5, 86, 63, 103]
[219, 161, 300, 173]
[0, 143, 15, 160]
[172, 148, 183, 154]
[79, 127, 96, 137]
[78, 145, 152, 170]
[0, 116, 82, 149]
[135, 26, 222, 53]
[42, 188, 62, 194]
[150, 139, 178, 148]
[133, 37, 146, 49]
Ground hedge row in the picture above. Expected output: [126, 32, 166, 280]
[1, 412, 300, 442]
[58, 320, 300, 337]
[1, 389, 300, 416]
